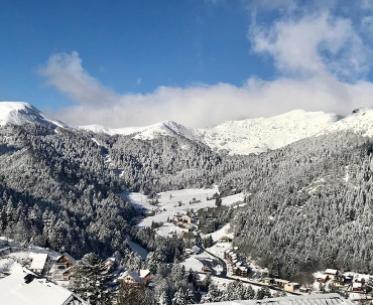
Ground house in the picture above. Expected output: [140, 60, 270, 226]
[119, 269, 153, 286]
[29, 253, 48, 275]
[260, 277, 274, 285]
[325, 269, 339, 280]
[273, 278, 290, 288]
[352, 282, 364, 292]
[49, 253, 76, 282]
[284, 282, 301, 292]
[0, 268, 88, 305]
[139, 269, 152, 284]
[119, 271, 143, 285]
[55, 253, 76, 269]
[237, 266, 247, 276]
[315, 273, 329, 283]
[173, 213, 194, 229]
[194, 293, 354, 305]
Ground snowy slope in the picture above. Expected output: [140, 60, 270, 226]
[199, 110, 339, 155]
[7, 100, 373, 155]
[81, 110, 340, 155]
[324, 108, 373, 137]
[0, 101, 63, 128]
[81, 120, 201, 142]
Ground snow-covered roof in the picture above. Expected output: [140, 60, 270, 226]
[139, 269, 150, 278]
[29, 253, 48, 271]
[273, 278, 290, 284]
[119, 271, 142, 283]
[353, 282, 363, 288]
[196, 293, 353, 305]
[0, 268, 86, 305]
[56, 253, 75, 263]
[314, 272, 328, 280]
[325, 269, 339, 275]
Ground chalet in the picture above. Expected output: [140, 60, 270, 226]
[119, 269, 153, 286]
[173, 213, 195, 229]
[315, 273, 329, 283]
[49, 253, 76, 282]
[352, 282, 364, 292]
[29, 253, 48, 275]
[55, 253, 76, 269]
[325, 269, 339, 280]
[284, 282, 301, 293]
[119, 271, 143, 285]
[233, 266, 249, 277]
[273, 278, 290, 289]
[0, 268, 88, 305]
[139, 269, 152, 284]
[261, 278, 274, 285]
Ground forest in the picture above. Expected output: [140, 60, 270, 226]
[1, 122, 373, 283]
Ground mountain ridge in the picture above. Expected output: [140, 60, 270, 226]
[2, 101, 373, 155]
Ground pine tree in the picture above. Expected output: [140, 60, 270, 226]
[256, 287, 271, 300]
[173, 287, 188, 305]
[243, 285, 255, 300]
[69, 253, 112, 305]
[202, 283, 222, 302]
[159, 290, 172, 305]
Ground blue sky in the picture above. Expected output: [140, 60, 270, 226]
[2, 0, 373, 127]
[0, 1, 273, 109]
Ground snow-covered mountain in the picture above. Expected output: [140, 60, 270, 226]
[199, 110, 340, 155]
[81, 120, 201, 142]
[4, 101, 373, 155]
[0, 101, 64, 128]
[81, 109, 341, 155]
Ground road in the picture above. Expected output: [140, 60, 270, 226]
[203, 248, 227, 277]
[200, 246, 301, 296]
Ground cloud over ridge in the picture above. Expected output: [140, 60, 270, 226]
[40, 2, 373, 128]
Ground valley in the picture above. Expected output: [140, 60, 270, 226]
[1, 102, 373, 304]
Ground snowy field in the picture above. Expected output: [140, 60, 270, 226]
[128, 187, 244, 237]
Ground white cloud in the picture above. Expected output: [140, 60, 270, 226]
[40, 52, 119, 105]
[251, 13, 370, 79]
[41, 52, 373, 128]
[39, 6, 373, 128]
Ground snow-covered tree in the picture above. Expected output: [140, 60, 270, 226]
[69, 253, 112, 305]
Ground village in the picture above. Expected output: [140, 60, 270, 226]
[1, 188, 373, 304]
[167, 205, 373, 304]
[0, 238, 154, 305]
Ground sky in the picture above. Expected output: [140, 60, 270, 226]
[2, 0, 373, 127]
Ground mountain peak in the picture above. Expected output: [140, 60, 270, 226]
[0, 101, 63, 128]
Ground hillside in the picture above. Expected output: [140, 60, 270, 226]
[2, 102, 373, 279]
[230, 132, 373, 280]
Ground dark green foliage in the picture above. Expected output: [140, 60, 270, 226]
[69, 253, 112, 305]
[0, 124, 137, 257]
[196, 206, 233, 234]
[117, 282, 156, 305]
[232, 132, 373, 279]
